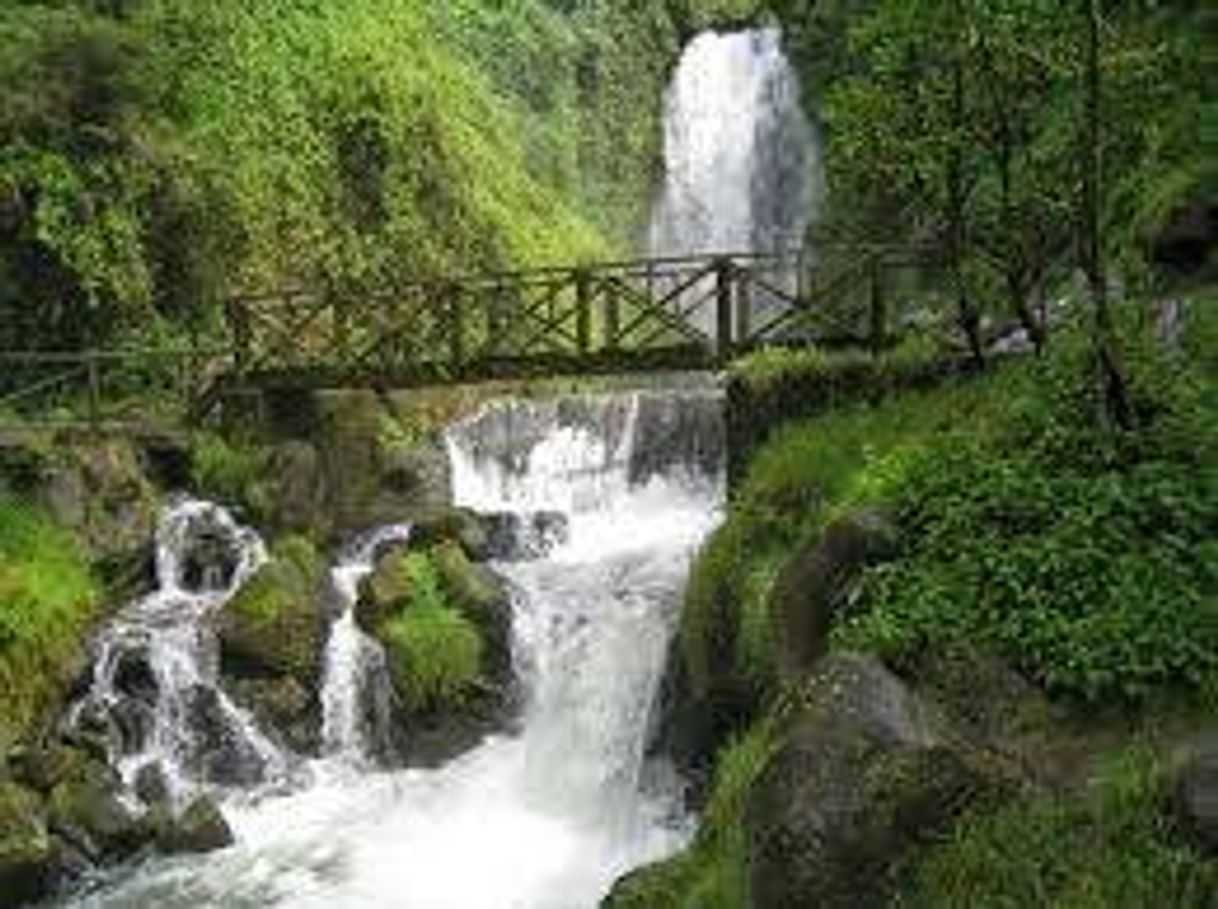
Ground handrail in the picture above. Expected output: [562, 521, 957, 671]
[1, 245, 944, 430]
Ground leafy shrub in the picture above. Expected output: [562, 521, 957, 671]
[839, 439, 1218, 701]
[836, 316, 1218, 703]
[896, 747, 1217, 908]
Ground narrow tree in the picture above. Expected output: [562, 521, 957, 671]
[1080, 0, 1131, 427]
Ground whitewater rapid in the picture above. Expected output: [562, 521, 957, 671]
[71, 389, 723, 909]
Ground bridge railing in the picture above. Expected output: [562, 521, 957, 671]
[0, 346, 230, 429]
[0, 245, 943, 429]
[222, 248, 930, 385]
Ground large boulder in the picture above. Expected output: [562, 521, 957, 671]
[747, 653, 994, 909]
[356, 543, 418, 632]
[37, 438, 160, 574]
[1175, 747, 1218, 856]
[411, 508, 494, 561]
[0, 781, 55, 905]
[219, 535, 326, 752]
[767, 509, 897, 679]
[356, 543, 516, 766]
[182, 685, 269, 786]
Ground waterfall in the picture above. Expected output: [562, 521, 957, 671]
[650, 27, 817, 258]
[321, 524, 412, 761]
[72, 388, 723, 909]
[66, 499, 285, 801]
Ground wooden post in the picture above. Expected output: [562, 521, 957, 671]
[735, 265, 752, 345]
[85, 352, 101, 429]
[227, 299, 251, 377]
[485, 285, 501, 358]
[715, 257, 734, 359]
[603, 282, 620, 352]
[332, 292, 349, 368]
[869, 253, 887, 356]
[575, 268, 592, 355]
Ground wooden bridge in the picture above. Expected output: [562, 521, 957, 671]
[0, 247, 932, 429]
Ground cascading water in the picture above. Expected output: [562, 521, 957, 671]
[321, 524, 412, 761]
[650, 27, 817, 259]
[66, 499, 283, 800]
[71, 388, 723, 908]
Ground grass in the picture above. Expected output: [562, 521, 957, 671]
[375, 550, 484, 714]
[0, 491, 98, 749]
[895, 747, 1217, 908]
[381, 603, 483, 714]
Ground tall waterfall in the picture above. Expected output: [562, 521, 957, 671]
[650, 27, 817, 258]
[72, 388, 724, 909]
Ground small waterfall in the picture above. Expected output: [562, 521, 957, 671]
[67, 500, 284, 800]
[67, 388, 724, 908]
[650, 27, 817, 257]
[320, 525, 411, 761]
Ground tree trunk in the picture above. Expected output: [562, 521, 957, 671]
[1081, 0, 1131, 427]
[948, 35, 985, 368]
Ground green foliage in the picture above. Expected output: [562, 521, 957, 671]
[0, 491, 98, 747]
[375, 550, 484, 713]
[814, 0, 1211, 340]
[382, 604, 483, 715]
[0, 0, 695, 355]
[896, 747, 1217, 908]
[229, 535, 320, 624]
[836, 314, 1218, 703]
[189, 432, 269, 519]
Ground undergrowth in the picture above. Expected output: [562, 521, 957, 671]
[0, 491, 98, 748]
[895, 747, 1217, 908]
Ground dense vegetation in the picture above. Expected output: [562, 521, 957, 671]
[0, 0, 698, 354]
[0, 492, 97, 750]
[643, 289, 1217, 909]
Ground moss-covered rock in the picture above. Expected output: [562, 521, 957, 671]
[746, 654, 995, 909]
[767, 508, 897, 680]
[0, 780, 54, 905]
[1175, 747, 1218, 856]
[411, 508, 494, 561]
[430, 541, 513, 678]
[357, 544, 514, 765]
[219, 535, 326, 752]
[221, 535, 325, 682]
[381, 605, 483, 714]
[47, 763, 148, 862]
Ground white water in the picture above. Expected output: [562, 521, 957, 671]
[321, 524, 412, 761]
[66, 500, 283, 802]
[650, 27, 817, 259]
[73, 389, 723, 909]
